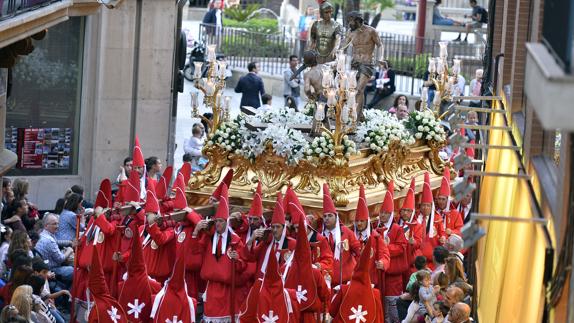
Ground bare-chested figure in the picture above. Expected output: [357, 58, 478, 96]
[342, 11, 383, 121]
[302, 51, 323, 102]
[309, 2, 343, 64]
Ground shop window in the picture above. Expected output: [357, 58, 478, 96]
[5, 17, 85, 175]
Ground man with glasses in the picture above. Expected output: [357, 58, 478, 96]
[35, 213, 74, 288]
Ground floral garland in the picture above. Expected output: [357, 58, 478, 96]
[403, 110, 447, 142]
[355, 110, 415, 153]
[306, 132, 357, 160]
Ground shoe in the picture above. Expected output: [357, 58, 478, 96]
[463, 38, 468, 43]
[453, 36, 462, 42]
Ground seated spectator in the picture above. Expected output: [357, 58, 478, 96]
[0, 304, 22, 322]
[7, 231, 34, 265]
[2, 200, 29, 232]
[431, 301, 450, 323]
[260, 94, 273, 112]
[401, 281, 420, 323]
[11, 179, 39, 229]
[56, 193, 84, 242]
[11, 285, 47, 323]
[447, 302, 471, 323]
[0, 227, 13, 278]
[0, 264, 33, 305]
[366, 61, 396, 110]
[28, 231, 41, 258]
[35, 214, 74, 288]
[433, 0, 463, 26]
[2, 178, 12, 212]
[469, 69, 483, 107]
[71, 185, 94, 209]
[184, 124, 205, 158]
[396, 104, 410, 121]
[29, 274, 65, 323]
[388, 95, 409, 114]
[454, 0, 488, 42]
[285, 95, 299, 111]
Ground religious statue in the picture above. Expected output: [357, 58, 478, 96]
[301, 50, 330, 135]
[341, 11, 384, 121]
[309, 1, 343, 64]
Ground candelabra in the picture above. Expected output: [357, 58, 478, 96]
[315, 50, 358, 156]
[421, 41, 462, 112]
[190, 44, 231, 136]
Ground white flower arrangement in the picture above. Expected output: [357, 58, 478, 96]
[306, 132, 357, 160]
[355, 110, 415, 153]
[241, 123, 309, 166]
[249, 106, 312, 125]
[404, 109, 447, 142]
[208, 118, 244, 153]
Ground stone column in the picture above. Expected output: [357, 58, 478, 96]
[86, 0, 177, 196]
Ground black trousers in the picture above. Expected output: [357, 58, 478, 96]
[367, 88, 394, 109]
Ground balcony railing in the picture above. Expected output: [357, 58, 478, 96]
[0, 0, 62, 21]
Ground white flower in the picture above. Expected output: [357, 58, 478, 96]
[426, 135, 432, 140]
[415, 114, 422, 120]
[315, 147, 322, 154]
[319, 153, 325, 158]
[329, 150, 335, 156]
[424, 126, 430, 132]
[415, 133, 422, 139]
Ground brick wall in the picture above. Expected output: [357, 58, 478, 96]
[509, 0, 532, 112]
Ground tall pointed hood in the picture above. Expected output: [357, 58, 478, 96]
[213, 184, 229, 220]
[271, 193, 285, 225]
[124, 170, 141, 203]
[150, 248, 196, 322]
[239, 278, 263, 322]
[380, 181, 394, 214]
[285, 186, 305, 225]
[179, 162, 192, 186]
[211, 169, 234, 201]
[248, 182, 263, 218]
[132, 136, 145, 168]
[155, 166, 173, 201]
[284, 213, 318, 311]
[257, 245, 291, 323]
[323, 183, 337, 214]
[438, 166, 451, 197]
[94, 179, 112, 209]
[173, 173, 188, 210]
[400, 178, 416, 211]
[337, 236, 378, 323]
[118, 230, 156, 322]
[421, 172, 433, 204]
[88, 251, 128, 323]
[355, 185, 369, 221]
[145, 189, 160, 214]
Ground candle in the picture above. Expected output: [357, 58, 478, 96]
[315, 102, 325, 121]
[421, 87, 428, 103]
[439, 41, 448, 59]
[346, 70, 357, 89]
[350, 103, 357, 122]
[347, 89, 356, 108]
[326, 88, 337, 107]
[218, 61, 227, 79]
[341, 104, 349, 123]
[194, 62, 203, 79]
[322, 67, 332, 89]
[436, 58, 445, 75]
[191, 91, 199, 109]
[215, 92, 222, 107]
[339, 74, 347, 91]
[428, 58, 436, 74]
[207, 44, 217, 62]
[336, 50, 346, 73]
[205, 79, 215, 96]
[452, 59, 461, 75]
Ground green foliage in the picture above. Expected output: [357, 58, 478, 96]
[362, 0, 395, 12]
[223, 4, 261, 22]
[220, 34, 290, 58]
[223, 18, 279, 34]
[388, 53, 431, 78]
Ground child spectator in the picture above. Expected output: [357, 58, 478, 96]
[431, 301, 450, 323]
[401, 281, 421, 323]
[29, 273, 63, 323]
[417, 270, 436, 318]
[184, 123, 207, 171]
[406, 256, 431, 291]
[0, 227, 13, 278]
[260, 94, 273, 112]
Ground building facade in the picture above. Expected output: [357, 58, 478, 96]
[0, 0, 183, 209]
[475, 0, 574, 321]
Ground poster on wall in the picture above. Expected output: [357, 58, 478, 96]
[3, 128, 72, 170]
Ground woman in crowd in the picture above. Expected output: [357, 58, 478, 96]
[388, 95, 409, 114]
[56, 193, 84, 242]
[7, 232, 33, 260]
